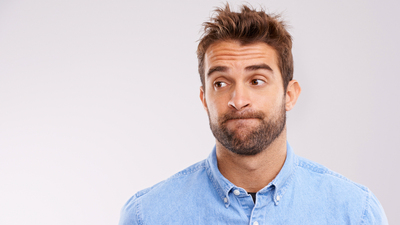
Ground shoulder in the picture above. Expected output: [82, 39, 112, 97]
[118, 160, 210, 225]
[126, 159, 209, 201]
[294, 155, 388, 224]
[295, 155, 366, 191]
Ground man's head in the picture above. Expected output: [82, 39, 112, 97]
[197, 4, 293, 92]
[198, 4, 301, 155]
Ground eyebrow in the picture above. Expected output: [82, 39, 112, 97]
[245, 63, 273, 72]
[207, 63, 273, 77]
[207, 66, 228, 77]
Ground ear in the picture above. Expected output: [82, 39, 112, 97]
[285, 80, 301, 111]
[200, 86, 208, 111]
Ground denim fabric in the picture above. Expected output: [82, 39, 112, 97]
[119, 143, 388, 225]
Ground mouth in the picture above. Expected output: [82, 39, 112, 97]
[227, 117, 257, 121]
[220, 111, 265, 125]
[224, 117, 260, 125]
[225, 116, 260, 121]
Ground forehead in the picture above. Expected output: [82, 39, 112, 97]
[204, 41, 279, 70]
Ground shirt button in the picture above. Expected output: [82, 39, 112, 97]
[253, 221, 259, 225]
[233, 190, 240, 196]
[276, 195, 281, 201]
[224, 197, 228, 203]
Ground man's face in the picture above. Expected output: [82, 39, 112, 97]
[200, 41, 287, 155]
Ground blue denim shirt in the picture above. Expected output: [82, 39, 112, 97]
[119, 143, 387, 224]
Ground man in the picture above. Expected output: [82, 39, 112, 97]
[119, 4, 387, 225]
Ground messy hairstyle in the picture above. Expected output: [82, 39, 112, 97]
[197, 4, 293, 91]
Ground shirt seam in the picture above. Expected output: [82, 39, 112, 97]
[170, 161, 207, 179]
[359, 189, 371, 225]
[141, 163, 208, 198]
[205, 160, 228, 204]
[297, 158, 368, 192]
[277, 155, 298, 201]
[135, 197, 144, 225]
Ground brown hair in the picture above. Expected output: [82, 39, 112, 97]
[197, 4, 293, 91]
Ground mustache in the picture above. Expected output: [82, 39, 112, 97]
[220, 111, 265, 124]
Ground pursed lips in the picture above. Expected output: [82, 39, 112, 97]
[220, 111, 265, 125]
[224, 117, 260, 124]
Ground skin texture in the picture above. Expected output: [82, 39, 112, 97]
[200, 40, 301, 192]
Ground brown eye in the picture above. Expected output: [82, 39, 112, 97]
[251, 79, 265, 85]
[214, 81, 227, 88]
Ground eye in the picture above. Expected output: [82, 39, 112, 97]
[251, 79, 265, 85]
[214, 81, 227, 88]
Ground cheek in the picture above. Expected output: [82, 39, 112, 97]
[271, 95, 286, 113]
[205, 97, 226, 120]
[206, 101, 220, 118]
[206, 91, 223, 109]
[256, 92, 284, 112]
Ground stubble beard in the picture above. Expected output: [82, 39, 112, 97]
[208, 101, 286, 156]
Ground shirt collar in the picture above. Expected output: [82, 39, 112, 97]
[206, 145, 235, 207]
[206, 141, 297, 207]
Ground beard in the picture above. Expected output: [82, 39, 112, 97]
[208, 100, 286, 156]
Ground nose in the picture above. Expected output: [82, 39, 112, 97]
[228, 84, 250, 110]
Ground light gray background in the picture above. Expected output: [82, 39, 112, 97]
[0, 0, 398, 224]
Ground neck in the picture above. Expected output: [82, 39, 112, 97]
[215, 128, 287, 193]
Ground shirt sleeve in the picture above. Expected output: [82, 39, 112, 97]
[118, 195, 139, 225]
[361, 190, 388, 225]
